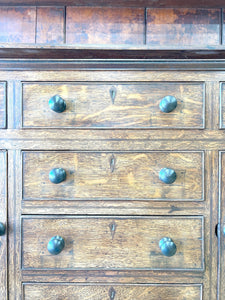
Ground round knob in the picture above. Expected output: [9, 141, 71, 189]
[47, 236, 65, 255]
[49, 168, 66, 184]
[159, 168, 176, 184]
[49, 95, 66, 113]
[159, 95, 177, 113]
[0, 222, 5, 236]
[159, 237, 177, 257]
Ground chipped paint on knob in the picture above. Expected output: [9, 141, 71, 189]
[47, 235, 65, 255]
[159, 168, 176, 184]
[159, 237, 177, 257]
[49, 168, 66, 184]
[159, 95, 177, 113]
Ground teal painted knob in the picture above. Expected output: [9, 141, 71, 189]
[159, 168, 176, 184]
[0, 222, 5, 236]
[47, 236, 65, 255]
[159, 237, 177, 257]
[49, 168, 66, 184]
[159, 95, 177, 113]
[49, 95, 66, 113]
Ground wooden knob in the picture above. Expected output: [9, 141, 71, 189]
[47, 236, 65, 255]
[49, 95, 66, 113]
[49, 168, 66, 184]
[159, 168, 176, 184]
[159, 237, 177, 257]
[159, 95, 177, 113]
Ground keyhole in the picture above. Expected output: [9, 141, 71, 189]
[110, 86, 117, 104]
[109, 287, 116, 300]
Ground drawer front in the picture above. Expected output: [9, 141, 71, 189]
[22, 151, 204, 201]
[0, 82, 6, 129]
[23, 283, 202, 300]
[22, 82, 204, 129]
[21, 216, 204, 270]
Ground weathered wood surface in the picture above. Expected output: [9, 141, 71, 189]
[22, 82, 204, 128]
[0, 152, 7, 300]
[218, 152, 225, 299]
[0, 6, 222, 49]
[147, 8, 221, 47]
[0, 0, 224, 7]
[219, 83, 225, 128]
[21, 216, 203, 270]
[36, 7, 64, 44]
[66, 7, 145, 45]
[0, 82, 6, 128]
[0, 61, 221, 299]
[0, 7, 36, 43]
[22, 283, 202, 300]
[22, 151, 203, 201]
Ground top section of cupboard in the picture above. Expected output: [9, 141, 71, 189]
[1, 6, 225, 50]
[1, 0, 225, 7]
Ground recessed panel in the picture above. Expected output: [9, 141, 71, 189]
[22, 216, 204, 271]
[22, 151, 204, 201]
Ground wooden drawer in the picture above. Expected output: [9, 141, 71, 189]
[22, 82, 205, 129]
[22, 283, 202, 300]
[22, 151, 204, 201]
[0, 82, 6, 129]
[21, 216, 204, 271]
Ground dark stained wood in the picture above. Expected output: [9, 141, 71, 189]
[147, 8, 221, 46]
[0, 151, 7, 300]
[0, 7, 36, 43]
[22, 151, 204, 201]
[21, 216, 204, 270]
[0, 0, 224, 8]
[22, 82, 204, 129]
[2, 59, 225, 70]
[0, 6, 222, 52]
[2, 49, 225, 60]
[36, 7, 65, 44]
[23, 283, 202, 300]
[66, 7, 145, 45]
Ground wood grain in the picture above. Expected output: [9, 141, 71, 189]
[0, 60, 220, 299]
[21, 216, 204, 270]
[223, 9, 225, 45]
[0, 151, 7, 300]
[147, 9, 220, 46]
[0, 0, 224, 8]
[23, 283, 202, 300]
[219, 152, 225, 299]
[0, 7, 36, 43]
[22, 151, 204, 201]
[36, 7, 65, 44]
[66, 7, 145, 45]
[219, 82, 225, 128]
[0, 82, 6, 129]
[22, 82, 204, 129]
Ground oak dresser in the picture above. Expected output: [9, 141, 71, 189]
[0, 1, 225, 299]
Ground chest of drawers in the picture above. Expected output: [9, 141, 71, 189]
[1, 1, 225, 299]
[0, 60, 223, 299]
